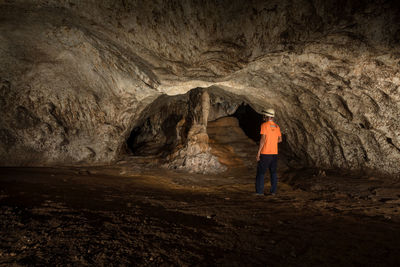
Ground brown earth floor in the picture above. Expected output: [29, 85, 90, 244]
[1, 161, 400, 266]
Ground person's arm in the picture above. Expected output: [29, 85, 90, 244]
[278, 126, 282, 143]
[256, 134, 266, 161]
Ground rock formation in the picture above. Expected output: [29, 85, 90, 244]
[207, 116, 258, 170]
[128, 88, 226, 173]
[0, 0, 399, 176]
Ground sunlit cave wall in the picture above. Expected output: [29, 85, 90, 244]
[0, 0, 399, 176]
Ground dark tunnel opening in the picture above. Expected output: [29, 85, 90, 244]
[126, 114, 185, 157]
[126, 114, 182, 156]
[232, 104, 264, 143]
[125, 93, 191, 158]
[126, 127, 139, 155]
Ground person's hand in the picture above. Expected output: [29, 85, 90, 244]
[256, 153, 260, 162]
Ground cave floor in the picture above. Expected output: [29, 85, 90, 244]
[1, 162, 400, 266]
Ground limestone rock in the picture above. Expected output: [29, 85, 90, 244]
[166, 124, 226, 174]
[0, 0, 399, 176]
[207, 116, 258, 168]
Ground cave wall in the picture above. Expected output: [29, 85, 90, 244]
[0, 0, 399, 175]
[0, 2, 160, 165]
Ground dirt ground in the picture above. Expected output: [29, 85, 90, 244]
[1, 160, 400, 266]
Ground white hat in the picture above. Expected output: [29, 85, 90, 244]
[261, 108, 275, 117]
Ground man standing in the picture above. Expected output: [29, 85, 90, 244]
[255, 109, 282, 196]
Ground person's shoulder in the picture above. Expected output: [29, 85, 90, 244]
[271, 121, 281, 130]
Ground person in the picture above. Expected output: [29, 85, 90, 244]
[255, 108, 282, 196]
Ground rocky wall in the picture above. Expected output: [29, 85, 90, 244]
[0, 0, 399, 176]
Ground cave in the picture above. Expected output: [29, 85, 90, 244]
[123, 87, 294, 173]
[232, 104, 264, 143]
[1, 0, 400, 265]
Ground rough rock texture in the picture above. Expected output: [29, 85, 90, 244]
[207, 116, 258, 169]
[1, 0, 400, 176]
[0, 3, 160, 165]
[162, 90, 226, 173]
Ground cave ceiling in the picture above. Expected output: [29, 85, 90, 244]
[0, 0, 399, 176]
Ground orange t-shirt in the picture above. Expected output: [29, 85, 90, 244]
[260, 121, 281, 155]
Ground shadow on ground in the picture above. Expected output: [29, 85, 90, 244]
[1, 162, 400, 266]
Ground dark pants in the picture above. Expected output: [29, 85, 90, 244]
[255, 154, 278, 194]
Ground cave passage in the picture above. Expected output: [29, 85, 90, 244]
[126, 113, 185, 157]
[125, 91, 292, 172]
[126, 127, 140, 155]
[232, 104, 264, 143]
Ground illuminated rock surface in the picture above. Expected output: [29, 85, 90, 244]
[0, 0, 399, 175]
